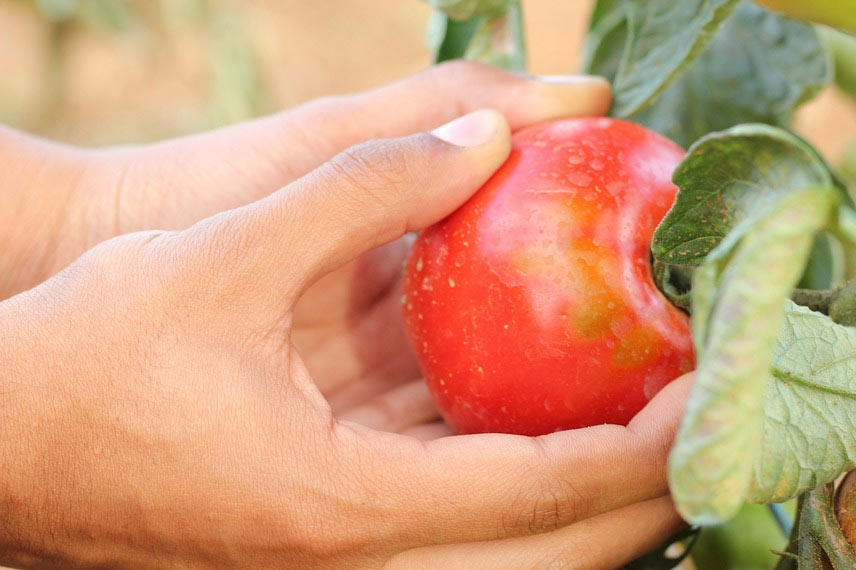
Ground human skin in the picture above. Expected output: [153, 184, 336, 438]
[0, 62, 688, 569]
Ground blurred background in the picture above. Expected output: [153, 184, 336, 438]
[1, 0, 854, 165]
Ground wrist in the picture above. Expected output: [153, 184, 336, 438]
[0, 302, 54, 568]
[0, 127, 97, 299]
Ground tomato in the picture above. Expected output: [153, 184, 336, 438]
[402, 117, 694, 436]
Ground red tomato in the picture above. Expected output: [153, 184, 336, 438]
[402, 117, 694, 436]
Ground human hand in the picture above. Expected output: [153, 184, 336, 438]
[0, 108, 687, 569]
[0, 62, 613, 437]
[0, 62, 609, 301]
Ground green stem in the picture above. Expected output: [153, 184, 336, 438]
[791, 287, 839, 314]
[651, 259, 692, 312]
[830, 276, 856, 326]
[434, 15, 481, 63]
[800, 484, 856, 570]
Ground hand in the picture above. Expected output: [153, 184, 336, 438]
[0, 61, 612, 437]
[0, 62, 609, 300]
[1, 108, 687, 569]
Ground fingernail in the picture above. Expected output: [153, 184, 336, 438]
[535, 74, 609, 85]
[431, 109, 501, 147]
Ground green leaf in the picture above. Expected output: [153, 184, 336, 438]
[831, 204, 856, 279]
[582, 2, 627, 84]
[797, 234, 838, 290]
[631, 1, 829, 148]
[842, 141, 856, 188]
[669, 187, 836, 525]
[691, 502, 787, 570]
[750, 302, 856, 504]
[588, 0, 623, 30]
[652, 124, 833, 267]
[822, 28, 856, 100]
[423, 0, 512, 20]
[611, 0, 739, 117]
[432, 14, 482, 63]
[463, 2, 525, 71]
[430, 0, 525, 71]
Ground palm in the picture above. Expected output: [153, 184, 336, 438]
[291, 238, 446, 436]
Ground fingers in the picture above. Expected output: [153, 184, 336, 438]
[133, 62, 610, 216]
[184, 108, 511, 318]
[287, 109, 510, 283]
[337, 381, 440, 433]
[385, 496, 685, 570]
[400, 421, 455, 441]
[362, 373, 693, 547]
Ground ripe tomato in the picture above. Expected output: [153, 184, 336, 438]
[402, 117, 694, 436]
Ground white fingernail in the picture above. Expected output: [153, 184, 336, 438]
[535, 74, 609, 85]
[431, 109, 502, 147]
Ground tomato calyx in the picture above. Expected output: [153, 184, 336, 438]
[652, 257, 693, 314]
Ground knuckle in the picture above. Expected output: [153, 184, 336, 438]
[61, 231, 170, 293]
[529, 480, 580, 534]
[509, 473, 590, 537]
[325, 139, 423, 210]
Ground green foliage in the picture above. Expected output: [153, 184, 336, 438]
[691, 502, 786, 570]
[843, 141, 856, 187]
[797, 234, 837, 290]
[610, 0, 739, 117]
[429, 0, 525, 71]
[752, 302, 856, 504]
[774, 485, 856, 570]
[586, 1, 829, 148]
[431, 15, 482, 63]
[652, 125, 834, 267]
[823, 28, 856, 100]
[462, 3, 525, 71]
[631, 2, 828, 148]
[669, 187, 836, 524]
[423, 0, 511, 21]
[582, 4, 625, 83]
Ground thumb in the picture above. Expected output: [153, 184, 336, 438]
[188, 108, 512, 311]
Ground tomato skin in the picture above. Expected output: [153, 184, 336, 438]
[402, 117, 694, 436]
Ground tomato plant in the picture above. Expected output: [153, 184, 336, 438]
[403, 117, 694, 435]
[420, 0, 856, 568]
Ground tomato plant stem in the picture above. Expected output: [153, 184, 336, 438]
[791, 287, 839, 314]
